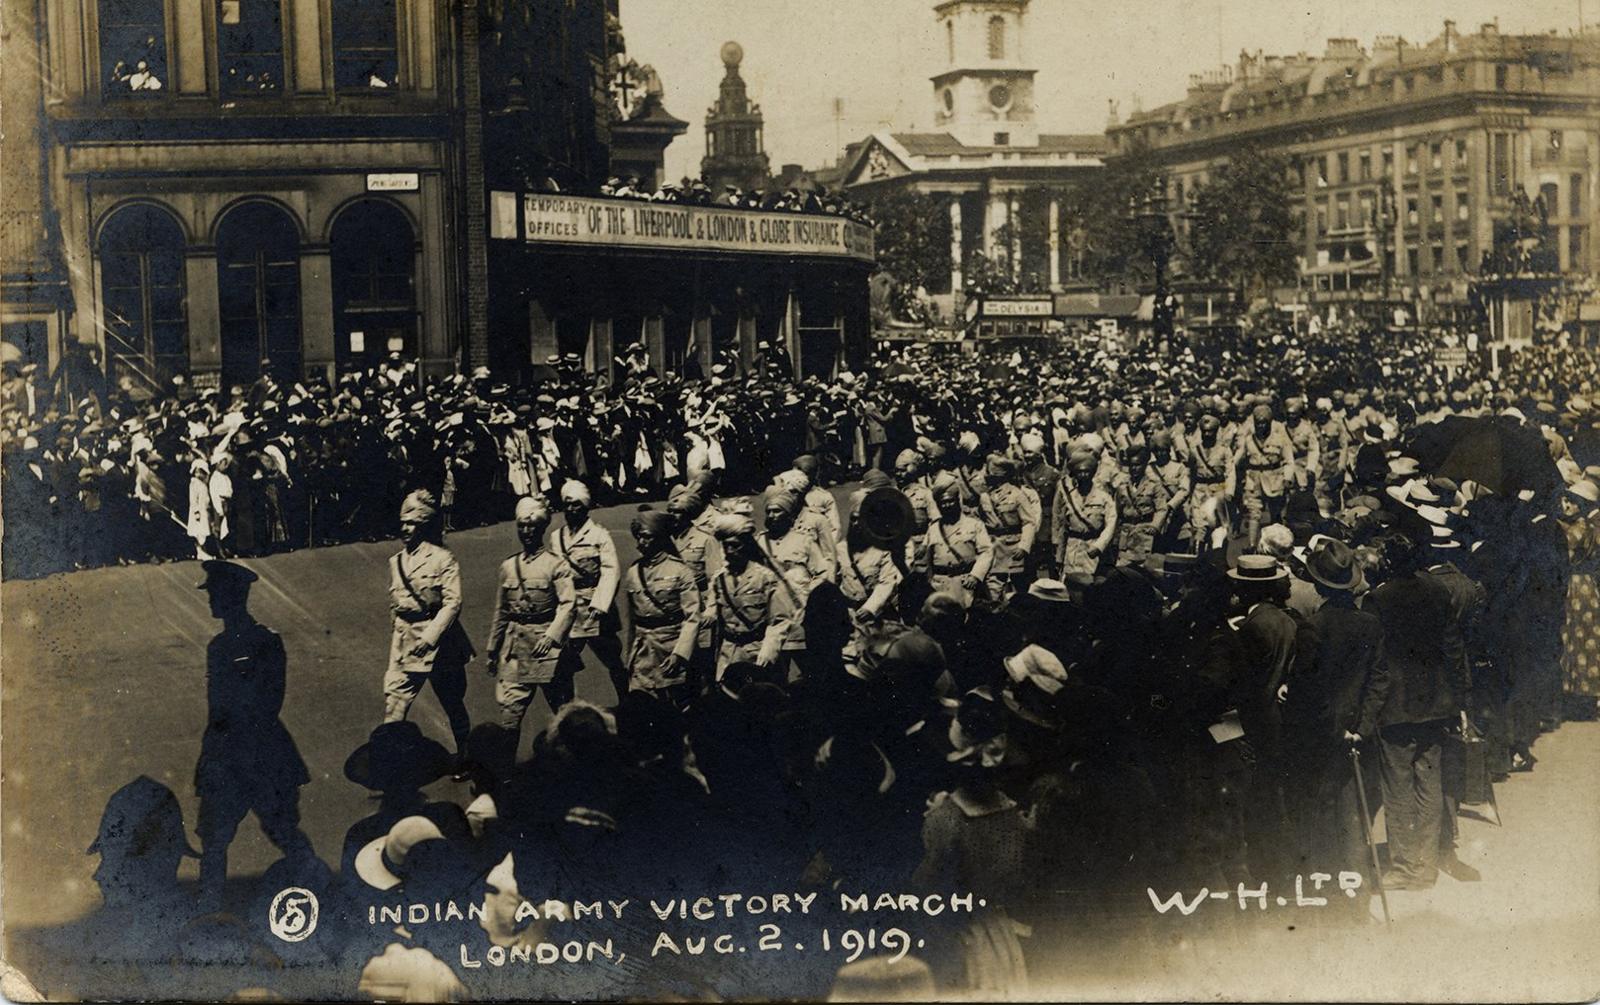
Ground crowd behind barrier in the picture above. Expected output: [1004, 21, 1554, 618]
[10, 321, 1600, 1000]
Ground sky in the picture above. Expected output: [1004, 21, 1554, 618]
[621, 0, 1587, 183]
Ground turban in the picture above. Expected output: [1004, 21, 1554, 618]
[712, 513, 756, 539]
[957, 431, 981, 453]
[1066, 445, 1098, 470]
[774, 469, 809, 492]
[559, 480, 592, 504]
[1252, 404, 1273, 423]
[399, 489, 438, 522]
[765, 488, 802, 517]
[894, 448, 923, 470]
[931, 472, 961, 500]
[793, 454, 819, 479]
[667, 482, 695, 507]
[514, 496, 549, 522]
[1018, 432, 1046, 454]
[630, 508, 676, 539]
[859, 468, 894, 493]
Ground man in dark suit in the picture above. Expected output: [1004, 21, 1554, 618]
[1227, 554, 1299, 885]
[1363, 532, 1470, 890]
[1283, 539, 1389, 916]
[1423, 527, 1488, 879]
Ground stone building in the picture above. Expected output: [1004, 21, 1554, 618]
[699, 41, 771, 195]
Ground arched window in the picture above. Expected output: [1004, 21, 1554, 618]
[216, 203, 301, 384]
[987, 16, 1006, 60]
[332, 0, 399, 89]
[331, 200, 415, 370]
[98, 204, 187, 378]
[217, 0, 283, 93]
[99, 0, 168, 95]
[946, 20, 955, 63]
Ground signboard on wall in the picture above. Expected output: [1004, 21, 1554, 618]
[982, 297, 1053, 317]
[514, 194, 875, 262]
[366, 173, 420, 192]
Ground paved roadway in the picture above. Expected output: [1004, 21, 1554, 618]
[3, 494, 1600, 998]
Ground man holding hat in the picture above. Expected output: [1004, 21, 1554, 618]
[551, 478, 627, 700]
[484, 497, 577, 732]
[385, 489, 473, 758]
[620, 508, 702, 706]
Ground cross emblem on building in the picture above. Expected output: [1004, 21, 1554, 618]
[612, 64, 641, 120]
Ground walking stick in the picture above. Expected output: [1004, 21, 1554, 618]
[1349, 745, 1392, 926]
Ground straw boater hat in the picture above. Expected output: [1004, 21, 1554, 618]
[1226, 554, 1288, 582]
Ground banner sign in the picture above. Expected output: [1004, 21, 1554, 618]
[1435, 347, 1470, 368]
[517, 194, 875, 262]
[982, 297, 1054, 317]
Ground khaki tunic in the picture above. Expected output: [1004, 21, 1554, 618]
[1053, 478, 1115, 577]
[978, 483, 1041, 576]
[922, 514, 994, 605]
[550, 520, 620, 639]
[760, 530, 835, 651]
[1236, 422, 1297, 502]
[1285, 418, 1321, 486]
[1116, 468, 1172, 565]
[706, 562, 794, 672]
[485, 550, 576, 685]
[622, 555, 701, 692]
[387, 541, 465, 675]
[1188, 439, 1235, 527]
[675, 524, 720, 649]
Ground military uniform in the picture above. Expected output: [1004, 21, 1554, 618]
[484, 548, 576, 729]
[385, 541, 472, 749]
[1285, 418, 1322, 492]
[760, 529, 835, 653]
[1188, 439, 1236, 542]
[921, 513, 994, 607]
[550, 519, 620, 638]
[978, 482, 1041, 584]
[1318, 413, 1354, 507]
[836, 541, 904, 667]
[1147, 455, 1193, 549]
[620, 553, 702, 700]
[902, 479, 937, 537]
[1116, 466, 1174, 566]
[951, 462, 988, 512]
[1235, 422, 1297, 536]
[550, 517, 626, 694]
[1053, 477, 1115, 577]
[804, 485, 842, 544]
[1022, 458, 1061, 578]
[706, 562, 795, 674]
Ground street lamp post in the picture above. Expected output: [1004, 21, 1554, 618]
[1127, 177, 1179, 340]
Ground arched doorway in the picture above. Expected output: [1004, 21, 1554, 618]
[331, 199, 416, 372]
[216, 202, 302, 386]
[98, 203, 188, 385]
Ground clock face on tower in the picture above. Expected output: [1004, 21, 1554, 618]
[989, 84, 1012, 110]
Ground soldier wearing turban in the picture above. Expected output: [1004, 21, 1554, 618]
[385, 488, 473, 759]
[485, 496, 576, 732]
[620, 508, 702, 704]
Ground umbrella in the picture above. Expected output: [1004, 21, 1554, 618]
[527, 363, 560, 385]
[1405, 415, 1561, 497]
[882, 361, 915, 378]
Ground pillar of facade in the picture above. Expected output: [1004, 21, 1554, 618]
[780, 287, 799, 378]
[949, 199, 963, 293]
[174, 0, 208, 94]
[693, 314, 713, 376]
[587, 317, 613, 382]
[298, 246, 336, 381]
[529, 301, 557, 364]
[1008, 192, 1022, 282]
[983, 189, 1007, 260]
[737, 312, 758, 374]
[1047, 198, 1060, 292]
[644, 315, 666, 376]
[289, 0, 325, 91]
[184, 250, 222, 372]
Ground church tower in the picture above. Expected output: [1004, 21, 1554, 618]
[931, 0, 1038, 148]
[701, 41, 772, 192]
